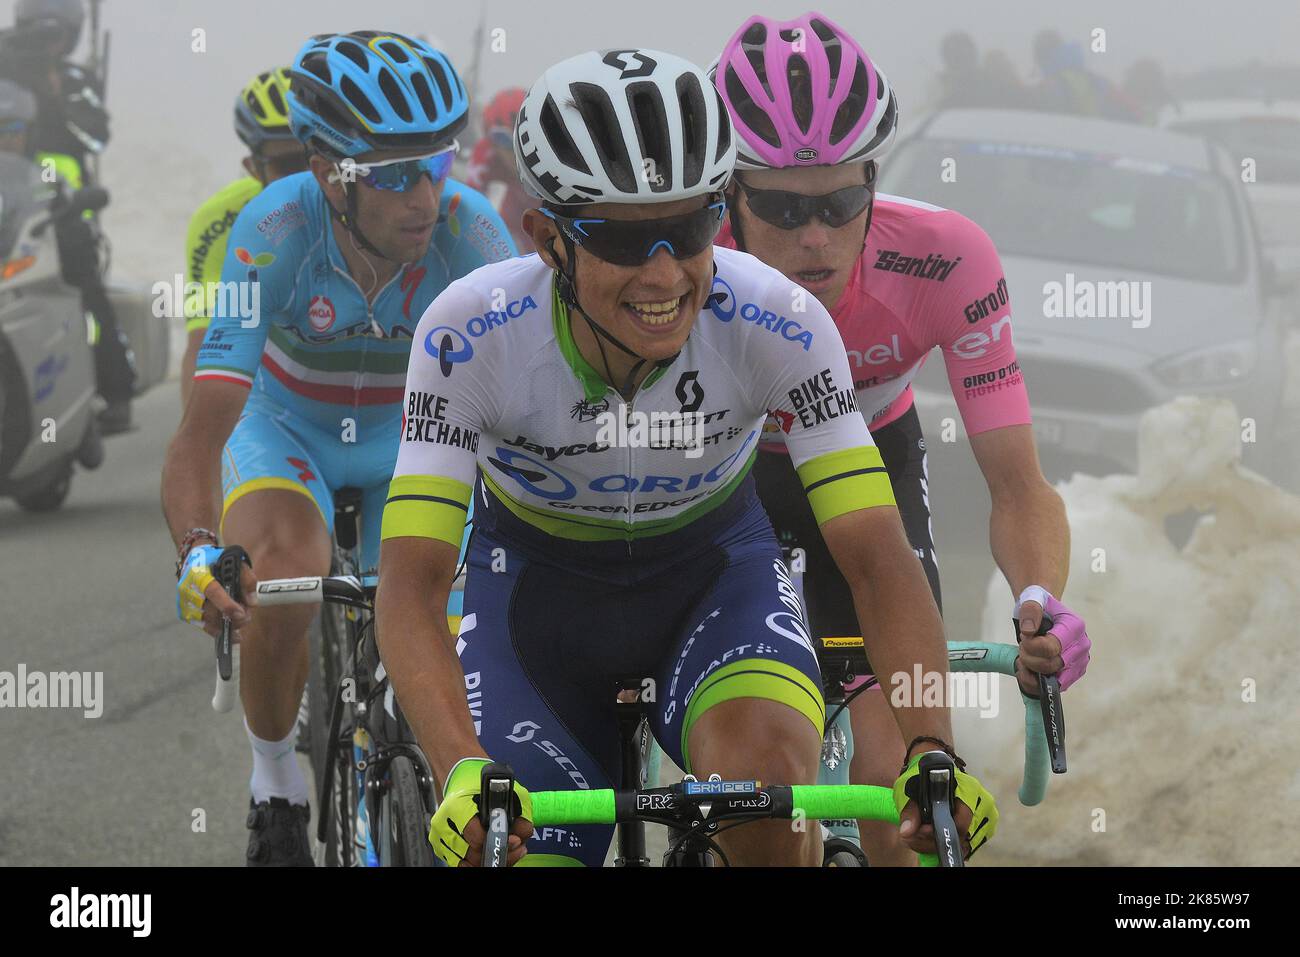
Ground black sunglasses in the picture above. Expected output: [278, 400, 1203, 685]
[541, 199, 726, 266]
[735, 180, 874, 230]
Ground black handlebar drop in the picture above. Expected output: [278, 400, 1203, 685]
[214, 546, 252, 681]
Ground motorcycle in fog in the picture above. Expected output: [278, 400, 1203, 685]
[0, 149, 110, 511]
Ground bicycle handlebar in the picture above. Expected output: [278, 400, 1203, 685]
[946, 641, 1052, 806]
[514, 754, 969, 868]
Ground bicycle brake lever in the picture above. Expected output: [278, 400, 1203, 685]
[214, 546, 251, 682]
[910, 751, 963, 868]
[479, 762, 515, 869]
[1013, 613, 1067, 774]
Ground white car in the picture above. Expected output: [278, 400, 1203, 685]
[879, 108, 1294, 482]
[1159, 99, 1300, 275]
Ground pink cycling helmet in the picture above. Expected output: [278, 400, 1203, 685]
[712, 12, 898, 169]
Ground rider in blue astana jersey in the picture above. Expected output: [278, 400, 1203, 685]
[161, 31, 514, 867]
[193, 169, 509, 561]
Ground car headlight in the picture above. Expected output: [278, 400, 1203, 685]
[1152, 339, 1256, 389]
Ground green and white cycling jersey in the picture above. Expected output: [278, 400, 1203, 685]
[381, 246, 897, 549]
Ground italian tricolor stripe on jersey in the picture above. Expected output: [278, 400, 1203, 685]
[259, 327, 409, 406]
[796, 446, 895, 524]
[193, 368, 254, 388]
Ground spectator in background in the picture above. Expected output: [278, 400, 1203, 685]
[935, 31, 986, 108]
[1030, 29, 1140, 122]
[982, 49, 1031, 109]
[465, 87, 536, 254]
[934, 32, 1030, 111]
[1123, 58, 1178, 125]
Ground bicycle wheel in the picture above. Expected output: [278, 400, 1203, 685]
[308, 600, 356, 866]
[379, 756, 434, 867]
[822, 837, 867, 867]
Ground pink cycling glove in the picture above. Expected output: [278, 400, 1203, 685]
[1015, 586, 1091, 692]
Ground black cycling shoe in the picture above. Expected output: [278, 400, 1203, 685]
[246, 798, 314, 867]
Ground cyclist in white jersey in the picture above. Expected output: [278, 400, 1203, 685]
[376, 48, 1001, 867]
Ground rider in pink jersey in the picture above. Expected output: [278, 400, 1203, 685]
[713, 11, 1091, 866]
[718, 194, 1032, 443]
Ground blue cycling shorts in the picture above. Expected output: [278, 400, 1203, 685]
[456, 477, 825, 866]
[220, 396, 469, 613]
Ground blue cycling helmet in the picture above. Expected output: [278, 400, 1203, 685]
[287, 31, 468, 159]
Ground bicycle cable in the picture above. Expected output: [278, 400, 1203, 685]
[823, 675, 880, 734]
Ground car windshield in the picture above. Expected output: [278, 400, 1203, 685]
[881, 138, 1246, 283]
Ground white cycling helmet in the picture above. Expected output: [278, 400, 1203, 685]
[514, 48, 736, 206]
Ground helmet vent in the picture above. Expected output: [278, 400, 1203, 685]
[740, 22, 773, 100]
[540, 94, 592, 176]
[266, 83, 286, 116]
[380, 40, 410, 64]
[340, 75, 382, 124]
[301, 54, 331, 85]
[410, 72, 437, 119]
[676, 72, 706, 190]
[811, 19, 843, 76]
[570, 83, 633, 190]
[337, 40, 371, 71]
[841, 88, 896, 162]
[424, 58, 453, 112]
[788, 54, 813, 135]
[712, 88, 731, 163]
[725, 66, 779, 147]
[627, 81, 671, 192]
[829, 59, 871, 146]
[377, 68, 412, 122]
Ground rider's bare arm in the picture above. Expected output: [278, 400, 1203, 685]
[179, 329, 205, 408]
[970, 424, 1069, 600]
[161, 378, 247, 548]
[375, 536, 487, 788]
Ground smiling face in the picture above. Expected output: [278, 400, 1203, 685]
[311, 147, 445, 264]
[730, 163, 874, 312]
[524, 197, 718, 370]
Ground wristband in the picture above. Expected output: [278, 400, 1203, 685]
[176, 527, 220, 578]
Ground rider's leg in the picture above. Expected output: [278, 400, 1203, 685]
[660, 512, 828, 867]
[454, 528, 619, 867]
[686, 696, 823, 866]
[218, 409, 337, 808]
[223, 487, 331, 746]
[847, 683, 914, 866]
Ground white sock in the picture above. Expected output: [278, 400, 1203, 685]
[246, 719, 310, 806]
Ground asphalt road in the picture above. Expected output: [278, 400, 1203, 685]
[0, 379, 278, 865]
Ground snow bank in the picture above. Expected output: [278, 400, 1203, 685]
[960, 396, 1300, 865]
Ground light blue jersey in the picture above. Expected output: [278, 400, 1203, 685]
[195, 170, 515, 574]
